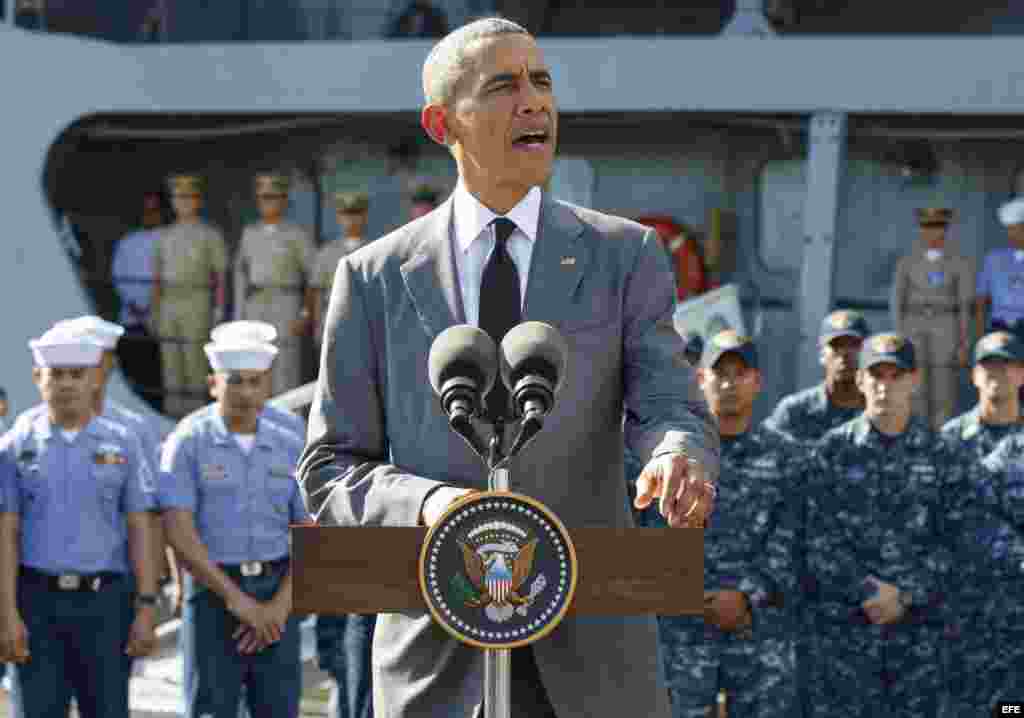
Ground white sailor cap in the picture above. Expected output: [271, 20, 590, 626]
[53, 315, 125, 350]
[210, 320, 278, 345]
[29, 327, 105, 368]
[204, 340, 278, 372]
[998, 198, 1024, 227]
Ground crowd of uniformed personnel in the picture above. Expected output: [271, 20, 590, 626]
[628, 308, 1024, 717]
[126, 172, 441, 419]
[4, 184, 1024, 718]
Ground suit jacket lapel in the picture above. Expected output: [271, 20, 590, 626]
[400, 198, 466, 339]
[523, 195, 586, 319]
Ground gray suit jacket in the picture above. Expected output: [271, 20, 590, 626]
[298, 193, 719, 718]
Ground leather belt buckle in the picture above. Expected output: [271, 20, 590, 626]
[240, 561, 263, 577]
[57, 574, 81, 591]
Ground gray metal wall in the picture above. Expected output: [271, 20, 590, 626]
[5, 22, 1024, 423]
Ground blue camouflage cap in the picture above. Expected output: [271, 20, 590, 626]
[701, 329, 758, 370]
[974, 331, 1024, 364]
[859, 332, 916, 371]
[820, 309, 870, 343]
[680, 331, 704, 362]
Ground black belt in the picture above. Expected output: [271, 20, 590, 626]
[20, 566, 124, 593]
[219, 557, 289, 578]
[906, 304, 958, 317]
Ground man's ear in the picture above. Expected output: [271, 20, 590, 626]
[421, 104, 449, 146]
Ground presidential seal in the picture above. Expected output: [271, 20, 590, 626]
[419, 491, 578, 649]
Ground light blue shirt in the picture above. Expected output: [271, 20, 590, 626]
[261, 405, 305, 439]
[977, 247, 1024, 324]
[0, 413, 157, 574]
[17, 400, 162, 480]
[180, 403, 305, 445]
[160, 404, 309, 564]
[111, 227, 160, 327]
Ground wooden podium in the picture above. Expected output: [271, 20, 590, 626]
[292, 494, 703, 717]
[293, 523, 703, 617]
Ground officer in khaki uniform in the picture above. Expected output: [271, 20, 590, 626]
[890, 207, 975, 428]
[309, 191, 369, 344]
[153, 175, 228, 418]
[234, 174, 316, 396]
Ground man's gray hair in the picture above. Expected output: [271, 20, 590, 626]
[422, 17, 530, 107]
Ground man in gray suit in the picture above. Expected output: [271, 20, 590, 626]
[298, 17, 720, 718]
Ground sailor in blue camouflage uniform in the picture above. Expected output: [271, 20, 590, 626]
[0, 327, 159, 718]
[653, 330, 802, 718]
[763, 309, 870, 718]
[764, 310, 870, 443]
[958, 434, 1024, 711]
[805, 332, 953, 718]
[941, 330, 1024, 458]
[161, 330, 310, 718]
[935, 331, 1024, 717]
[933, 431, 1024, 716]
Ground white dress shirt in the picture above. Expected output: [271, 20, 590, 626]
[451, 181, 542, 327]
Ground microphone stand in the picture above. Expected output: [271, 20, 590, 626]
[446, 410, 546, 718]
[484, 416, 511, 718]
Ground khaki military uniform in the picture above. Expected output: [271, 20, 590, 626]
[155, 221, 227, 417]
[891, 210, 975, 428]
[234, 222, 315, 395]
[312, 238, 365, 343]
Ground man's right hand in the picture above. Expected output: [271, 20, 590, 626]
[0, 610, 30, 663]
[420, 487, 475, 527]
[704, 590, 751, 633]
[226, 593, 281, 641]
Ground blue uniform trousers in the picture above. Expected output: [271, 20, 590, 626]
[810, 618, 942, 718]
[184, 566, 301, 718]
[316, 613, 376, 718]
[12, 570, 134, 718]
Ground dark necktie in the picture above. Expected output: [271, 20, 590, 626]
[478, 217, 521, 421]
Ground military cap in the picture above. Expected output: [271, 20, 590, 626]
[915, 207, 954, 227]
[411, 184, 441, 205]
[29, 327, 104, 368]
[167, 174, 204, 196]
[335, 191, 369, 213]
[680, 331, 704, 363]
[974, 331, 1024, 364]
[998, 198, 1024, 227]
[701, 329, 758, 370]
[254, 174, 290, 195]
[53, 315, 125, 351]
[859, 332, 916, 371]
[820, 309, 871, 343]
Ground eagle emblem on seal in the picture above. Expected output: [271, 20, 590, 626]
[450, 521, 548, 623]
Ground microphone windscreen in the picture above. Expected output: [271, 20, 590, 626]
[499, 322, 568, 395]
[428, 325, 499, 396]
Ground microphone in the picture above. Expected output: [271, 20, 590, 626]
[499, 322, 568, 428]
[428, 325, 499, 431]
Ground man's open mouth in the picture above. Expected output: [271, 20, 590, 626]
[513, 130, 550, 146]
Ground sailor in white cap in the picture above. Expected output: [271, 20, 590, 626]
[0, 327, 159, 718]
[46, 316, 163, 462]
[207, 321, 305, 437]
[976, 197, 1024, 339]
[161, 332, 309, 718]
